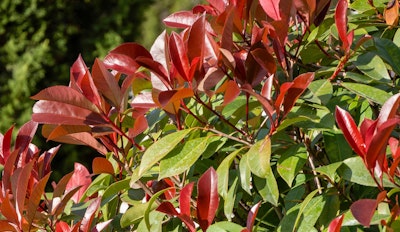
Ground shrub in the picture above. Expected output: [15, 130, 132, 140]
[0, 0, 399, 231]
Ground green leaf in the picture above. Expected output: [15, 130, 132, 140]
[206, 221, 244, 232]
[277, 144, 307, 187]
[323, 130, 353, 163]
[145, 187, 174, 230]
[340, 82, 392, 105]
[216, 148, 243, 198]
[253, 170, 279, 206]
[224, 177, 238, 221]
[139, 129, 194, 176]
[246, 137, 271, 178]
[337, 157, 395, 187]
[102, 179, 130, 203]
[353, 52, 391, 82]
[239, 153, 252, 195]
[120, 202, 152, 228]
[159, 136, 210, 179]
[315, 162, 343, 182]
[304, 79, 333, 105]
[373, 37, 400, 76]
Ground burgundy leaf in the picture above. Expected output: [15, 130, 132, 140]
[180, 182, 194, 218]
[220, 7, 235, 51]
[65, 163, 91, 203]
[246, 201, 261, 232]
[188, 14, 206, 63]
[103, 53, 138, 75]
[157, 202, 180, 216]
[14, 121, 38, 163]
[69, 55, 102, 107]
[250, 48, 277, 82]
[335, 107, 366, 158]
[259, 0, 281, 21]
[32, 101, 108, 126]
[92, 59, 122, 108]
[313, 0, 331, 26]
[197, 167, 219, 231]
[335, 0, 350, 51]
[135, 57, 170, 88]
[1, 125, 14, 165]
[169, 32, 190, 81]
[198, 67, 226, 96]
[328, 214, 344, 232]
[350, 199, 377, 227]
[282, 72, 314, 117]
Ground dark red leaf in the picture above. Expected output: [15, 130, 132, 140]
[198, 67, 226, 96]
[12, 161, 34, 228]
[53, 172, 74, 198]
[27, 173, 51, 226]
[313, 0, 331, 26]
[282, 72, 314, 116]
[65, 163, 91, 203]
[328, 214, 344, 232]
[135, 57, 170, 88]
[246, 201, 261, 232]
[259, 0, 281, 21]
[15, 121, 38, 158]
[180, 182, 194, 218]
[241, 84, 276, 126]
[157, 202, 180, 216]
[197, 167, 219, 231]
[32, 100, 107, 126]
[294, 0, 316, 26]
[350, 199, 377, 227]
[222, 80, 240, 105]
[220, 7, 235, 51]
[188, 14, 206, 63]
[335, 107, 366, 158]
[69, 55, 102, 107]
[169, 32, 190, 81]
[1, 125, 14, 165]
[377, 93, 400, 129]
[92, 59, 122, 108]
[335, 0, 350, 51]
[250, 48, 277, 81]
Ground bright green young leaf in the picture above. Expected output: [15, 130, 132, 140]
[159, 136, 211, 179]
[253, 170, 279, 206]
[224, 177, 238, 221]
[216, 148, 243, 198]
[340, 82, 392, 105]
[120, 202, 152, 228]
[247, 137, 271, 178]
[139, 129, 194, 176]
[239, 153, 252, 195]
[277, 144, 307, 187]
[353, 52, 391, 82]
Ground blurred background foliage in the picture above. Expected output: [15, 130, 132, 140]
[0, 0, 197, 178]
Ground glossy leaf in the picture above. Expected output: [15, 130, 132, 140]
[353, 52, 391, 82]
[217, 148, 243, 198]
[259, 0, 281, 21]
[224, 177, 238, 221]
[340, 82, 392, 105]
[27, 173, 51, 226]
[335, 106, 366, 158]
[159, 137, 210, 179]
[239, 153, 252, 195]
[139, 129, 193, 176]
[169, 32, 190, 81]
[65, 163, 92, 203]
[163, 11, 199, 28]
[350, 199, 377, 227]
[277, 144, 307, 186]
[246, 201, 261, 232]
[373, 37, 400, 75]
[80, 198, 101, 232]
[282, 72, 314, 117]
[335, 0, 350, 51]
[328, 214, 344, 232]
[197, 167, 219, 231]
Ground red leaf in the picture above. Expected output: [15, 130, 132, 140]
[350, 199, 377, 227]
[56, 221, 72, 232]
[0, 196, 19, 227]
[169, 32, 190, 81]
[13, 161, 34, 227]
[259, 0, 282, 21]
[131, 92, 158, 109]
[15, 121, 38, 157]
[32, 101, 107, 126]
[135, 57, 170, 87]
[163, 11, 200, 28]
[1, 125, 14, 165]
[103, 54, 138, 76]
[66, 163, 91, 203]
[313, 0, 331, 26]
[80, 198, 101, 232]
[219, 7, 235, 51]
[222, 80, 241, 105]
[92, 157, 114, 175]
[328, 214, 344, 232]
[69, 55, 102, 107]
[159, 88, 194, 109]
[157, 202, 180, 216]
[377, 93, 400, 129]
[188, 15, 206, 63]
[27, 173, 51, 226]
[335, 0, 350, 51]
[335, 107, 366, 158]
[206, 0, 227, 13]
[0, 221, 18, 231]
[246, 201, 261, 232]
[282, 72, 314, 116]
[250, 48, 277, 81]
[92, 59, 122, 108]
[180, 182, 194, 218]
[197, 167, 219, 231]
[198, 67, 226, 96]
[130, 115, 148, 138]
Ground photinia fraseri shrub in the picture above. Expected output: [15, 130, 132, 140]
[0, 0, 399, 231]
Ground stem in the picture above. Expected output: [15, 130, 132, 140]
[204, 127, 252, 146]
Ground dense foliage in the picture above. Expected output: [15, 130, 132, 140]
[0, 0, 400, 231]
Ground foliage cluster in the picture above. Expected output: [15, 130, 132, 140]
[1, 0, 400, 231]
